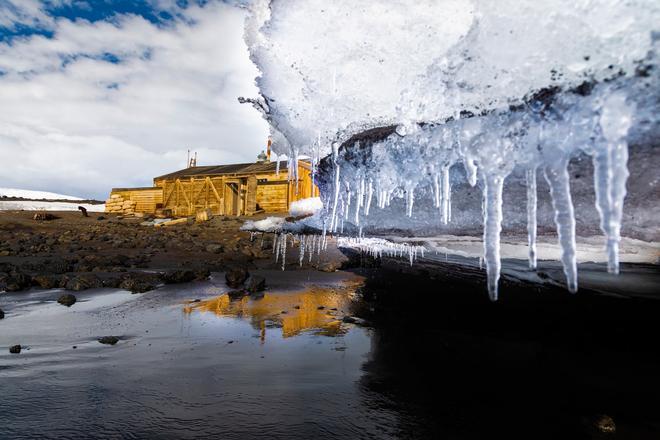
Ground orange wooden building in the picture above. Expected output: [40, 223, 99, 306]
[108, 159, 318, 217]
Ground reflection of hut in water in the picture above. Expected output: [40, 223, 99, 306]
[184, 287, 351, 340]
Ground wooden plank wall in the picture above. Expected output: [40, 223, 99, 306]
[154, 162, 319, 217]
[110, 188, 163, 213]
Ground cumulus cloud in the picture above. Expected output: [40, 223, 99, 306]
[0, 0, 55, 30]
[0, 1, 268, 198]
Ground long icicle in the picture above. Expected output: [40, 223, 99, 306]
[526, 167, 538, 270]
[544, 159, 578, 293]
[598, 92, 633, 274]
[483, 173, 505, 301]
[441, 165, 451, 224]
[329, 144, 341, 233]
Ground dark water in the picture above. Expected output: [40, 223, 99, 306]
[2, 269, 660, 439]
[1, 271, 399, 439]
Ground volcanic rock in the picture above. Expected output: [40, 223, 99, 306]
[57, 293, 77, 307]
[161, 269, 196, 284]
[65, 273, 102, 291]
[33, 274, 61, 289]
[98, 336, 119, 345]
[225, 267, 249, 288]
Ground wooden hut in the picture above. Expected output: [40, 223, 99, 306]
[107, 160, 318, 217]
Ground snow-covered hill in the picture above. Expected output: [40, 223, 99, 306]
[0, 187, 104, 212]
[0, 187, 82, 200]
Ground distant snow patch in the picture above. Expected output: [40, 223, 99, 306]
[289, 197, 322, 217]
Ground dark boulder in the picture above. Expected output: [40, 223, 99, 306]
[225, 267, 249, 288]
[161, 269, 196, 284]
[57, 293, 77, 307]
[33, 274, 61, 289]
[33, 212, 58, 221]
[244, 275, 266, 293]
[0, 308, 4, 319]
[0, 272, 32, 292]
[118, 272, 160, 293]
[119, 278, 155, 293]
[194, 268, 211, 281]
[102, 276, 122, 288]
[98, 336, 119, 345]
[65, 274, 102, 291]
[9, 345, 21, 354]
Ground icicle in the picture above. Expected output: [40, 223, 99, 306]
[596, 91, 633, 274]
[309, 235, 315, 263]
[526, 167, 538, 270]
[281, 233, 287, 270]
[364, 179, 373, 215]
[299, 235, 306, 266]
[463, 157, 478, 187]
[275, 154, 280, 176]
[544, 159, 578, 293]
[274, 234, 281, 262]
[406, 186, 414, 217]
[433, 173, 441, 208]
[273, 233, 279, 255]
[344, 184, 351, 220]
[328, 143, 342, 232]
[441, 165, 451, 224]
[482, 173, 505, 301]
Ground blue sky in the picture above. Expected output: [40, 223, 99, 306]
[0, 0, 266, 198]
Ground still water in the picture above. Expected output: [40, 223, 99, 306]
[4, 269, 660, 439]
[0, 271, 402, 439]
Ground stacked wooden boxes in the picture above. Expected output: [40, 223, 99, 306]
[104, 194, 137, 215]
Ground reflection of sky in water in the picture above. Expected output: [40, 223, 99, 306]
[184, 283, 359, 340]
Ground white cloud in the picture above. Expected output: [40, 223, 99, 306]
[0, 0, 55, 30]
[0, 1, 268, 199]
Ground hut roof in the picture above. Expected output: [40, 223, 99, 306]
[154, 160, 293, 181]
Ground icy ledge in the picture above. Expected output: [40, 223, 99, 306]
[242, 0, 659, 300]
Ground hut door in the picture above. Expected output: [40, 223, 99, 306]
[225, 182, 240, 216]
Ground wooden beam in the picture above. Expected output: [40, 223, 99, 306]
[163, 182, 175, 207]
[178, 180, 191, 207]
[191, 178, 207, 208]
[208, 177, 222, 202]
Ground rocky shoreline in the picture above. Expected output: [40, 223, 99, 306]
[0, 211, 347, 296]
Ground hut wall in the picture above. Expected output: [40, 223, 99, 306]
[151, 162, 318, 217]
[109, 187, 163, 213]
